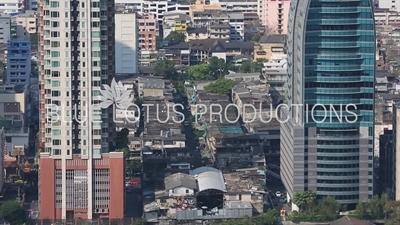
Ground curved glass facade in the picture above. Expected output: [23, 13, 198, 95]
[282, 0, 375, 206]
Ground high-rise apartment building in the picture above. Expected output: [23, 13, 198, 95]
[0, 13, 11, 43]
[259, 0, 290, 35]
[7, 40, 31, 85]
[37, 0, 124, 220]
[138, 14, 156, 51]
[281, 0, 375, 208]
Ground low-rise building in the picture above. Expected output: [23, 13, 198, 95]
[254, 35, 286, 61]
[262, 54, 287, 97]
[13, 12, 36, 40]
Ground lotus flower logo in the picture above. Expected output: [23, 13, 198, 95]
[99, 78, 133, 109]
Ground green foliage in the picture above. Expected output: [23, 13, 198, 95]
[238, 59, 266, 73]
[204, 79, 235, 95]
[251, 34, 261, 42]
[165, 31, 186, 43]
[293, 190, 316, 213]
[291, 191, 340, 222]
[132, 219, 146, 225]
[194, 130, 205, 139]
[188, 63, 210, 80]
[217, 209, 278, 225]
[352, 193, 388, 220]
[385, 200, 400, 225]
[117, 147, 130, 159]
[0, 201, 27, 225]
[154, 59, 177, 79]
[115, 128, 129, 150]
[209, 56, 227, 78]
[317, 196, 340, 221]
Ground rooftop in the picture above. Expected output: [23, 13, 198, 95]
[224, 168, 266, 193]
[0, 84, 27, 94]
[164, 173, 197, 190]
[259, 35, 286, 44]
[139, 77, 165, 89]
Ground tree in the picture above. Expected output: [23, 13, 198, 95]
[217, 209, 278, 225]
[386, 200, 400, 225]
[132, 219, 146, 225]
[209, 56, 227, 79]
[154, 59, 177, 79]
[239, 62, 251, 73]
[165, 31, 186, 43]
[293, 190, 316, 213]
[251, 34, 261, 42]
[0, 201, 27, 225]
[204, 79, 235, 95]
[156, 36, 163, 50]
[317, 196, 339, 221]
[117, 147, 130, 159]
[188, 63, 210, 80]
[370, 193, 387, 219]
[354, 202, 369, 219]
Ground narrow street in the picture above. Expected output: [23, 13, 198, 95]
[175, 95, 205, 168]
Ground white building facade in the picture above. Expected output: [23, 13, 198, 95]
[379, 0, 400, 11]
[0, 0, 21, 14]
[0, 14, 11, 43]
[115, 12, 138, 74]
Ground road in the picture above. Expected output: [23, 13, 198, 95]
[175, 94, 205, 168]
[266, 177, 287, 212]
[125, 188, 143, 218]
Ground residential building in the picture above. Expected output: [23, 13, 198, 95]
[163, 39, 254, 65]
[0, 14, 11, 43]
[229, 13, 245, 42]
[37, 0, 122, 220]
[225, 72, 260, 82]
[281, 0, 375, 208]
[139, 50, 159, 66]
[375, 9, 400, 25]
[116, 0, 190, 22]
[254, 35, 286, 61]
[186, 27, 208, 41]
[136, 77, 167, 98]
[0, 0, 21, 14]
[163, 13, 190, 38]
[138, 14, 157, 51]
[6, 40, 31, 85]
[26, 0, 38, 11]
[259, 0, 290, 34]
[189, 0, 221, 27]
[262, 54, 287, 97]
[13, 12, 36, 40]
[209, 22, 230, 40]
[0, 84, 30, 153]
[210, 0, 258, 13]
[379, 0, 400, 11]
[115, 11, 139, 74]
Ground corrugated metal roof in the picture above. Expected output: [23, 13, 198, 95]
[190, 167, 227, 192]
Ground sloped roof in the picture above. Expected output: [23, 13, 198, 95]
[164, 172, 197, 190]
[329, 216, 373, 225]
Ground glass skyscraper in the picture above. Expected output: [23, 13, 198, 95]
[281, 0, 375, 208]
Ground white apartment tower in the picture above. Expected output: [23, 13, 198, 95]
[37, 0, 120, 220]
[115, 11, 139, 74]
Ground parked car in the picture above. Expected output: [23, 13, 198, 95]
[276, 191, 282, 197]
